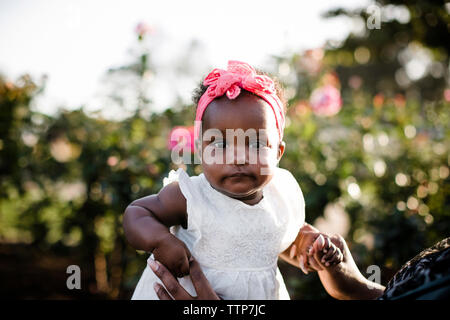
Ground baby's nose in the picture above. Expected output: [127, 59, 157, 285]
[229, 145, 247, 165]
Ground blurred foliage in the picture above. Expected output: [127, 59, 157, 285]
[277, 0, 450, 298]
[0, 1, 449, 299]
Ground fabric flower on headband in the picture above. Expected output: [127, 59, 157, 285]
[203, 62, 276, 99]
[195, 60, 285, 142]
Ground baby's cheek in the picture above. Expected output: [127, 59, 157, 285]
[256, 148, 278, 176]
[258, 148, 278, 165]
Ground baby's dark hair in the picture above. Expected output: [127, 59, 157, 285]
[192, 69, 287, 114]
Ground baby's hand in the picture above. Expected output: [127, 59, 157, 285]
[310, 234, 343, 268]
[289, 229, 343, 273]
[151, 233, 192, 278]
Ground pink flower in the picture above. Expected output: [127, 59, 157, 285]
[135, 22, 154, 37]
[444, 89, 450, 102]
[298, 48, 324, 75]
[348, 75, 363, 90]
[294, 100, 311, 116]
[373, 93, 384, 108]
[168, 126, 195, 153]
[322, 71, 341, 88]
[394, 94, 406, 108]
[309, 85, 342, 117]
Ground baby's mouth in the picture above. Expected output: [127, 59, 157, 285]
[227, 172, 254, 179]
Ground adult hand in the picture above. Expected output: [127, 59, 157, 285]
[148, 257, 220, 300]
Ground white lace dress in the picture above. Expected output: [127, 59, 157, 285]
[131, 167, 305, 300]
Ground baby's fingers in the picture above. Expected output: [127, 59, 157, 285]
[179, 254, 192, 277]
[305, 249, 323, 272]
[289, 244, 297, 259]
[178, 244, 193, 277]
[312, 235, 326, 253]
[297, 255, 308, 274]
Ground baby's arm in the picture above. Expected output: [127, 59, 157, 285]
[123, 182, 191, 277]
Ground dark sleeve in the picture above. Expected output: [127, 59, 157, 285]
[379, 237, 450, 300]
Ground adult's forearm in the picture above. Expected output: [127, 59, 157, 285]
[123, 205, 170, 252]
[318, 265, 385, 300]
[350, 276, 385, 300]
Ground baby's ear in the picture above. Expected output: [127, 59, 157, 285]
[277, 141, 286, 160]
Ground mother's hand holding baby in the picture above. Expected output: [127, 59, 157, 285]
[149, 257, 220, 300]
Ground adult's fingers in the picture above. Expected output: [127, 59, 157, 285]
[321, 248, 337, 267]
[333, 248, 344, 264]
[321, 245, 337, 263]
[148, 259, 193, 300]
[326, 245, 344, 266]
[312, 249, 327, 270]
[330, 234, 345, 252]
[330, 234, 349, 263]
[327, 251, 343, 266]
[154, 282, 173, 300]
[189, 258, 220, 300]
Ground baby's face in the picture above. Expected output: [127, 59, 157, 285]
[199, 91, 284, 202]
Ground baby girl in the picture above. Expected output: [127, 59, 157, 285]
[123, 61, 342, 299]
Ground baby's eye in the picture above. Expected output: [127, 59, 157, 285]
[212, 141, 226, 148]
[249, 141, 268, 149]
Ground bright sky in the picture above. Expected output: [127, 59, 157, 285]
[0, 0, 370, 118]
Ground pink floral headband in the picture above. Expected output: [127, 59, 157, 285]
[194, 60, 285, 142]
